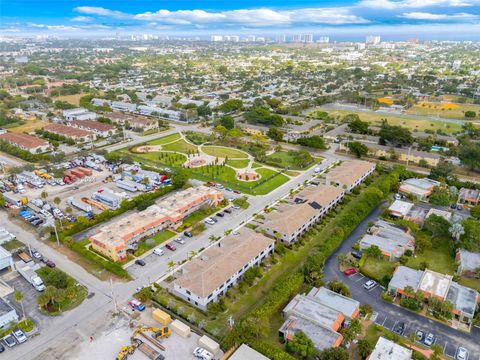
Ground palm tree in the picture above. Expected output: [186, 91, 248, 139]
[449, 223, 465, 241]
[40, 191, 48, 201]
[14, 291, 25, 320]
[53, 197, 61, 207]
[208, 235, 217, 243]
[167, 261, 175, 271]
[37, 292, 50, 310]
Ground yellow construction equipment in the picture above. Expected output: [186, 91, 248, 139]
[133, 326, 170, 340]
[116, 338, 142, 360]
[81, 197, 109, 211]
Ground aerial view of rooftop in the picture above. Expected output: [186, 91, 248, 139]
[1, 0, 480, 359]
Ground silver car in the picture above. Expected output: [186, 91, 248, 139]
[12, 329, 27, 343]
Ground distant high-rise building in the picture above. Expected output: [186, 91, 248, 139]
[276, 34, 286, 43]
[366, 35, 381, 45]
[256, 37, 266, 42]
[230, 35, 240, 42]
[210, 35, 223, 42]
[292, 34, 302, 43]
[247, 35, 256, 42]
[302, 34, 313, 43]
[318, 36, 330, 44]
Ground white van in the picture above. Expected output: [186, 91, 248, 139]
[153, 248, 164, 256]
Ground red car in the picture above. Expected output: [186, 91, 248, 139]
[343, 268, 357, 276]
[166, 243, 176, 251]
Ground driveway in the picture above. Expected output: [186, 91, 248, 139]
[323, 204, 480, 359]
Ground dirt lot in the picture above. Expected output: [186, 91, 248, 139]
[70, 308, 223, 360]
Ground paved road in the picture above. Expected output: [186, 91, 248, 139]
[323, 204, 480, 359]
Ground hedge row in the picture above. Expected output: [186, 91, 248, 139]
[222, 166, 404, 358]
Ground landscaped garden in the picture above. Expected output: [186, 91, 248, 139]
[148, 132, 181, 145]
[202, 146, 249, 159]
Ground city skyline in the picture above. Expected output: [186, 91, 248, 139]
[2, 0, 480, 39]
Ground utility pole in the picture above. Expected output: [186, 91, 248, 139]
[53, 222, 60, 247]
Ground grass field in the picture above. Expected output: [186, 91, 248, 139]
[407, 102, 480, 120]
[321, 108, 463, 134]
[53, 93, 90, 106]
[148, 133, 181, 145]
[162, 139, 198, 153]
[134, 230, 175, 257]
[133, 151, 187, 166]
[406, 236, 456, 274]
[265, 151, 318, 170]
[7, 118, 48, 133]
[360, 256, 396, 283]
[202, 146, 249, 159]
[226, 159, 250, 168]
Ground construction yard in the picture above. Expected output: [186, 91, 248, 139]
[71, 308, 223, 360]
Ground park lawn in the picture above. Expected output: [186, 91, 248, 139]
[162, 139, 198, 154]
[406, 236, 456, 275]
[135, 151, 186, 166]
[265, 151, 319, 170]
[251, 168, 289, 195]
[148, 133, 181, 145]
[407, 102, 480, 120]
[202, 146, 249, 159]
[360, 256, 396, 283]
[251, 162, 262, 168]
[226, 159, 249, 168]
[320, 108, 463, 134]
[134, 230, 175, 257]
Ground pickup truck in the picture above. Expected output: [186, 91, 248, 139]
[128, 299, 145, 311]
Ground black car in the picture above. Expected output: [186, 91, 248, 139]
[224, 208, 232, 214]
[135, 259, 146, 266]
[0, 342, 5, 352]
[216, 212, 224, 217]
[393, 322, 405, 335]
[45, 260, 56, 268]
[183, 231, 193, 238]
[351, 250, 363, 259]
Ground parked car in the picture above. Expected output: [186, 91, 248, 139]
[183, 231, 193, 238]
[32, 251, 41, 260]
[456, 347, 468, 360]
[224, 208, 232, 214]
[135, 259, 146, 266]
[216, 212, 224, 217]
[0, 342, 4, 352]
[193, 347, 213, 360]
[232, 205, 240, 210]
[204, 217, 216, 225]
[174, 237, 185, 245]
[45, 260, 56, 268]
[233, 190, 241, 194]
[153, 248, 164, 256]
[393, 322, 405, 335]
[166, 243, 176, 251]
[12, 329, 27, 343]
[415, 330, 425, 343]
[343, 268, 357, 276]
[2, 334, 16, 348]
[351, 250, 363, 259]
[363, 280, 377, 290]
[128, 299, 145, 311]
[225, 187, 232, 192]
[424, 333, 435, 346]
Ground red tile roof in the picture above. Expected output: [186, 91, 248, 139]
[0, 132, 49, 149]
[44, 123, 93, 138]
[70, 120, 115, 132]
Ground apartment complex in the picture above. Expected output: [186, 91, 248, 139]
[388, 266, 479, 325]
[279, 286, 360, 352]
[262, 184, 345, 244]
[90, 186, 223, 261]
[359, 220, 415, 260]
[368, 337, 412, 360]
[458, 188, 480, 207]
[171, 228, 275, 310]
[70, 120, 116, 138]
[0, 132, 50, 154]
[44, 123, 96, 142]
[325, 160, 376, 192]
[106, 112, 159, 132]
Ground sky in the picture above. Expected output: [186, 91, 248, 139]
[1, 0, 480, 39]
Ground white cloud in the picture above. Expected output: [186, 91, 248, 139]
[70, 16, 93, 22]
[75, 6, 368, 27]
[359, 0, 475, 9]
[400, 11, 479, 19]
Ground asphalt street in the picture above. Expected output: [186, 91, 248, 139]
[323, 203, 480, 359]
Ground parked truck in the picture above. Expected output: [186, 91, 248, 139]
[67, 197, 93, 213]
[116, 179, 146, 192]
[17, 250, 32, 263]
[76, 167, 93, 176]
[3, 193, 28, 207]
[16, 261, 45, 292]
[70, 169, 85, 178]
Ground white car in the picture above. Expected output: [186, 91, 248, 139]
[204, 218, 216, 225]
[32, 251, 41, 259]
[153, 248, 164, 256]
[12, 328, 27, 343]
[456, 347, 468, 360]
[193, 347, 213, 360]
[363, 280, 377, 290]
[424, 333, 435, 346]
[174, 237, 185, 245]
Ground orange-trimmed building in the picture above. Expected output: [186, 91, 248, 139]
[90, 186, 223, 261]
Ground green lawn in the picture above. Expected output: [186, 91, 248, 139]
[407, 102, 480, 120]
[360, 256, 396, 283]
[177, 207, 220, 231]
[1, 239, 24, 251]
[202, 146, 249, 159]
[132, 151, 187, 166]
[265, 151, 318, 170]
[251, 162, 262, 168]
[406, 236, 456, 275]
[459, 277, 480, 293]
[134, 230, 176, 257]
[162, 139, 198, 154]
[226, 159, 250, 168]
[320, 107, 463, 134]
[148, 133, 181, 145]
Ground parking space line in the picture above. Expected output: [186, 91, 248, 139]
[382, 316, 387, 326]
